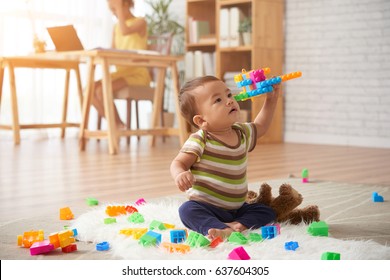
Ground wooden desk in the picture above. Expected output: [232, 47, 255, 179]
[77, 49, 188, 155]
[0, 54, 83, 144]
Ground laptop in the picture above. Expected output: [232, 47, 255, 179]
[47, 25, 84, 51]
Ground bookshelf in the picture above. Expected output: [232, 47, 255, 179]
[186, 0, 285, 143]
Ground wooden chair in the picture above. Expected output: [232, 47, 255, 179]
[97, 33, 174, 144]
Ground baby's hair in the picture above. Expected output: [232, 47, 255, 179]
[179, 76, 220, 128]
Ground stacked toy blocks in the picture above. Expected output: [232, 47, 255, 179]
[234, 68, 302, 102]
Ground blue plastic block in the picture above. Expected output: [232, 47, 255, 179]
[261, 226, 278, 239]
[285, 241, 299, 251]
[96, 241, 110, 251]
[170, 230, 186, 243]
[372, 192, 384, 202]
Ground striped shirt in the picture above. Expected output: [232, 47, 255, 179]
[180, 122, 257, 210]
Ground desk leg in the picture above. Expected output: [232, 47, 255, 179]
[170, 63, 188, 146]
[75, 65, 83, 111]
[150, 67, 166, 147]
[7, 63, 21, 145]
[61, 69, 70, 138]
[79, 60, 95, 151]
[101, 58, 118, 155]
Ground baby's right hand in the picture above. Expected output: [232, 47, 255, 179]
[175, 171, 194, 192]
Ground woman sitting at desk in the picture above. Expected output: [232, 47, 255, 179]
[92, 0, 151, 128]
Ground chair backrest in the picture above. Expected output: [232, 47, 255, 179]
[146, 33, 174, 82]
[147, 33, 173, 56]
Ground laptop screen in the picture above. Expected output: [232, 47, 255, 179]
[47, 25, 84, 51]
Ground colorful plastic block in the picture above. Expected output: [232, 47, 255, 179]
[119, 228, 148, 239]
[60, 207, 74, 220]
[261, 225, 278, 239]
[58, 230, 76, 248]
[86, 197, 99, 206]
[228, 246, 251, 260]
[248, 232, 263, 242]
[228, 232, 248, 245]
[149, 220, 166, 231]
[128, 212, 145, 223]
[139, 231, 161, 247]
[30, 240, 54, 255]
[161, 242, 190, 254]
[49, 233, 60, 249]
[372, 192, 384, 202]
[285, 241, 299, 251]
[104, 217, 117, 224]
[96, 241, 110, 251]
[209, 236, 223, 248]
[321, 252, 340, 260]
[186, 231, 210, 248]
[302, 168, 309, 183]
[105, 205, 127, 217]
[307, 221, 328, 237]
[135, 198, 146, 206]
[234, 68, 301, 101]
[62, 243, 77, 253]
[125, 205, 138, 213]
[164, 223, 175, 229]
[18, 230, 44, 248]
[170, 230, 186, 243]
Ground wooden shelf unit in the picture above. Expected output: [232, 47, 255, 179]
[186, 0, 285, 143]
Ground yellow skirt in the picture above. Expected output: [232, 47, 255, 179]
[111, 66, 151, 86]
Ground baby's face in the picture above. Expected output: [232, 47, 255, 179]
[193, 80, 241, 130]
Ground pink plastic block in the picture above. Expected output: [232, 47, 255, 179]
[302, 178, 309, 183]
[228, 246, 251, 260]
[30, 240, 55, 255]
[135, 198, 146, 206]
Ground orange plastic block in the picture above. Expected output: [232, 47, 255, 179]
[62, 243, 77, 253]
[60, 207, 74, 220]
[18, 230, 44, 248]
[58, 230, 75, 248]
[280, 71, 302, 82]
[106, 205, 127, 217]
[161, 242, 190, 254]
[209, 236, 223, 248]
[119, 228, 148, 239]
[49, 233, 61, 249]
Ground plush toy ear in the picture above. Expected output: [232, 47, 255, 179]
[279, 184, 292, 195]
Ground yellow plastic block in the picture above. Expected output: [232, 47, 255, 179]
[58, 230, 75, 248]
[120, 228, 148, 239]
[161, 242, 190, 254]
[60, 207, 74, 220]
[17, 235, 22, 246]
[20, 230, 44, 248]
[163, 223, 175, 229]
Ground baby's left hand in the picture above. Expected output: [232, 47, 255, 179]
[266, 80, 281, 101]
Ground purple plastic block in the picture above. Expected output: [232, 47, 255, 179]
[30, 240, 55, 255]
[228, 246, 251, 260]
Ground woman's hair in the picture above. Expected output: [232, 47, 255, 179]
[179, 76, 220, 128]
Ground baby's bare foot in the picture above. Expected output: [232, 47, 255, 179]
[225, 221, 248, 232]
[208, 228, 233, 240]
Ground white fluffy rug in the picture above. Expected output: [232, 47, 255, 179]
[71, 196, 390, 260]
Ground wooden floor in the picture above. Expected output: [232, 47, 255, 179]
[1, 135, 390, 222]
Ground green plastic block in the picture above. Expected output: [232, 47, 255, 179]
[86, 197, 99, 206]
[307, 221, 328, 236]
[139, 234, 158, 247]
[149, 220, 166, 231]
[321, 252, 340, 260]
[228, 232, 248, 245]
[128, 212, 145, 224]
[301, 168, 309, 178]
[186, 231, 211, 247]
[104, 217, 117, 224]
[248, 232, 263, 242]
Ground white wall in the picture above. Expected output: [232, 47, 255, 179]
[284, 0, 390, 148]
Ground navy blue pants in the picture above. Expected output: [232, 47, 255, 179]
[178, 200, 276, 236]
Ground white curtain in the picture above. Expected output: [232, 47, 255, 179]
[0, 0, 151, 140]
